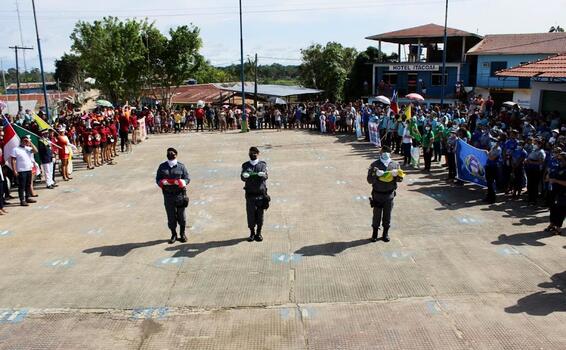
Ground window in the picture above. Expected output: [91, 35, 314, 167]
[431, 73, 448, 86]
[383, 73, 398, 85]
[490, 61, 507, 77]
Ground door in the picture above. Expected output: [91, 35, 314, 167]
[407, 73, 418, 94]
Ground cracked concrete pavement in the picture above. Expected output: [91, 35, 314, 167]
[0, 129, 565, 349]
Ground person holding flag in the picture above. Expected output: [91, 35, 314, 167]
[10, 135, 38, 206]
[367, 145, 405, 242]
[241, 147, 269, 242]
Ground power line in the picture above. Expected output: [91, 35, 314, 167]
[0, 0, 472, 21]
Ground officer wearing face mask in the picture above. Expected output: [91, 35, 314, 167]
[156, 147, 190, 244]
[367, 145, 405, 242]
[241, 146, 269, 242]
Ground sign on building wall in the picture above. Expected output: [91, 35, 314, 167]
[388, 64, 440, 72]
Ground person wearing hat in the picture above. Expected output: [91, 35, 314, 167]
[546, 151, 566, 235]
[10, 135, 38, 206]
[485, 134, 502, 204]
[241, 147, 269, 242]
[38, 129, 56, 189]
[367, 145, 405, 242]
[525, 138, 546, 204]
[56, 126, 73, 181]
[155, 147, 190, 244]
[445, 124, 459, 180]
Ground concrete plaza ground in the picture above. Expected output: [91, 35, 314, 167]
[0, 129, 565, 349]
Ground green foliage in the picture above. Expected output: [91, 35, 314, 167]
[549, 25, 564, 32]
[54, 53, 83, 91]
[298, 42, 357, 101]
[216, 63, 299, 85]
[70, 17, 151, 103]
[0, 68, 54, 92]
[344, 47, 398, 101]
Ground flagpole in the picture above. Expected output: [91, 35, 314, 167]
[11, 122, 62, 149]
[440, 0, 449, 108]
[31, 0, 51, 121]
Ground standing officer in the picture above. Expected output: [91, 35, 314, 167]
[367, 145, 405, 242]
[156, 147, 190, 244]
[241, 146, 269, 242]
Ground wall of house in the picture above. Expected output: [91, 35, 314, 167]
[475, 54, 548, 88]
[530, 81, 566, 114]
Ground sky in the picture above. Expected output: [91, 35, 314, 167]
[0, 0, 565, 72]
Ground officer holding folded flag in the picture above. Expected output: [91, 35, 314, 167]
[241, 146, 270, 242]
[156, 147, 190, 244]
[367, 145, 405, 242]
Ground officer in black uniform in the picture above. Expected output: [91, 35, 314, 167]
[155, 147, 190, 244]
[241, 146, 269, 242]
[367, 146, 404, 242]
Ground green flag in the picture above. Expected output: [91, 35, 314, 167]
[12, 124, 42, 164]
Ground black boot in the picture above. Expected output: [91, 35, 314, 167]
[179, 227, 187, 243]
[382, 227, 390, 242]
[248, 228, 255, 242]
[371, 228, 379, 242]
[255, 225, 263, 242]
[169, 231, 178, 244]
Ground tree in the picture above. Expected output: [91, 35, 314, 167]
[143, 25, 204, 107]
[54, 53, 84, 91]
[344, 47, 398, 101]
[70, 17, 153, 104]
[549, 25, 564, 32]
[298, 42, 357, 101]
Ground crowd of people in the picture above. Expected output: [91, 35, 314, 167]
[1, 95, 564, 235]
[0, 105, 148, 213]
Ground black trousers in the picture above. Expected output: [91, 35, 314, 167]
[0, 177, 4, 209]
[433, 141, 442, 161]
[423, 147, 433, 170]
[164, 195, 186, 234]
[402, 143, 412, 165]
[550, 201, 565, 227]
[447, 152, 456, 179]
[526, 168, 541, 203]
[196, 119, 204, 132]
[17, 170, 32, 202]
[246, 195, 265, 229]
[485, 164, 498, 203]
[119, 130, 129, 151]
[372, 191, 394, 229]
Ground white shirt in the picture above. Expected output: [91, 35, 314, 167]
[11, 146, 34, 172]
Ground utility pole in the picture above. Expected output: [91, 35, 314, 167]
[16, 0, 28, 73]
[254, 53, 258, 110]
[9, 45, 34, 113]
[0, 59, 7, 94]
[32, 0, 51, 121]
[440, 0, 449, 108]
[239, 0, 248, 132]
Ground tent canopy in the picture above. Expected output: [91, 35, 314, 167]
[215, 83, 322, 98]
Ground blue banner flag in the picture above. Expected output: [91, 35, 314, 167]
[456, 139, 487, 187]
[368, 117, 381, 147]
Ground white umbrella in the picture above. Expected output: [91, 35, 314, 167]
[196, 100, 205, 108]
[375, 95, 391, 105]
[405, 93, 425, 102]
[502, 101, 517, 107]
[268, 97, 287, 105]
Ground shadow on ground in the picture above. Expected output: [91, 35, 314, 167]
[505, 271, 566, 316]
[294, 239, 370, 257]
[491, 230, 554, 247]
[165, 238, 247, 258]
[83, 240, 169, 257]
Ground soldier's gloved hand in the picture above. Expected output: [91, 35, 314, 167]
[258, 171, 266, 178]
[391, 169, 399, 177]
[375, 169, 385, 176]
[242, 172, 250, 179]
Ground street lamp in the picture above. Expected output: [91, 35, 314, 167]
[239, 0, 248, 132]
[440, 0, 448, 108]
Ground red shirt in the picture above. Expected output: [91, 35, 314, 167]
[119, 114, 130, 132]
[92, 130, 101, 146]
[195, 108, 205, 120]
[98, 126, 108, 143]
